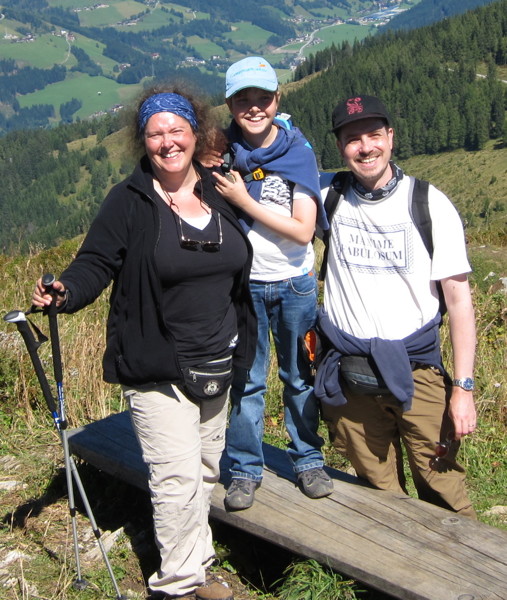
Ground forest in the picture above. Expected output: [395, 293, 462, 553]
[286, 0, 506, 167]
[0, 0, 505, 254]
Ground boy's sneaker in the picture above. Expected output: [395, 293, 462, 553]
[297, 467, 333, 499]
[224, 478, 259, 510]
[195, 581, 233, 600]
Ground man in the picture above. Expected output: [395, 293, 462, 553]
[316, 95, 477, 517]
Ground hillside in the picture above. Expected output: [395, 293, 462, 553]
[382, 0, 499, 31]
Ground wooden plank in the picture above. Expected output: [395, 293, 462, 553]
[68, 411, 507, 600]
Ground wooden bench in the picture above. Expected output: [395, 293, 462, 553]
[67, 411, 507, 600]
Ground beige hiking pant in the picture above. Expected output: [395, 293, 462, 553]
[322, 366, 476, 518]
[125, 383, 228, 597]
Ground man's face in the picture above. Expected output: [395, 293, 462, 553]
[337, 117, 394, 191]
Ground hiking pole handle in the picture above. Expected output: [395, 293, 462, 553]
[41, 273, 64, 383]
[3, 310, 59, 420]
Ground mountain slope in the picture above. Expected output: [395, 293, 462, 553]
[382, 0, 499, 31]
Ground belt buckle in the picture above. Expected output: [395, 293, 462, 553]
[251, 168, 265, 181]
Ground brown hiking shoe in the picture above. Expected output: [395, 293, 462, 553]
[195, 580, 233, 600]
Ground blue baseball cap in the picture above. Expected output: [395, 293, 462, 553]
[225, 56, 278, 99]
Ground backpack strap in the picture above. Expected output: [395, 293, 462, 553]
[409, 178, 432, 257]
[409, 178, 446, 316]
[319, 171, 350, 280]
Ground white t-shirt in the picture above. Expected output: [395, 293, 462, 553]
[322, 176, 471, 340]
[249, 173, 316, 281]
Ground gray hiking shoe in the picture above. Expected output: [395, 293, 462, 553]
[297, 467, 333, 499]
[224, 478, 259, 511]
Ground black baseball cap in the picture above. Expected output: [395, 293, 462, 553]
[332, 95, 392, 133]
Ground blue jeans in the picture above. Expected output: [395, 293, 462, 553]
[227, 272, 324, 482]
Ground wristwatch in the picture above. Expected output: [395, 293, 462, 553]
[452, 377, 475, 391]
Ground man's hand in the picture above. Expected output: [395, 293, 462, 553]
[448, 387, 476, 439]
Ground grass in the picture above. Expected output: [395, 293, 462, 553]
[276, 560, 362, 600]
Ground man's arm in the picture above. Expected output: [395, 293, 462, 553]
[440, 274, 477, 439]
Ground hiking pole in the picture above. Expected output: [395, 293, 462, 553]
[3, 306, 87, 589]
[3, 280, 126, 600]
[40, 274, 126, 600]
[39, 275, 86, 591]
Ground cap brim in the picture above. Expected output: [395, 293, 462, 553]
[226, 82, 278, 99]
[332, 112, 390, 132]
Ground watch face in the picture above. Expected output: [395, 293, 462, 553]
[453, 377, 475, 390]
[463, 378, 474, 391]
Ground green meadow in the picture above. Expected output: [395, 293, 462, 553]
[227, 21, 272, 50]
[300, 23, 375, 58]
[187, 36, 226, 60]
[16, 74, 141, 120]
[115, 7, 181, 32]
[72, 33, 119, 76]
[0, 32, 78, 69]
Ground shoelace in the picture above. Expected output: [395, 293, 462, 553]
[232, 479, 255, 494]
[300, 469, 326, 486]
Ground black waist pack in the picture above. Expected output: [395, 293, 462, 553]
[340, 355, 390, 395]
[181, 355, 233, 401]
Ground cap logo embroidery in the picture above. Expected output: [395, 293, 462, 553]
[346, 97, 364, 115]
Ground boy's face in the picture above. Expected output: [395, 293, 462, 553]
[227, 87, 280, 145]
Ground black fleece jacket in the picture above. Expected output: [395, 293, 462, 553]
[59, 157, 257, 387]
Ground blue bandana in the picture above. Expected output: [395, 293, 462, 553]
[138, 93, 198, 131]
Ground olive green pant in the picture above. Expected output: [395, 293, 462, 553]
[322, 366, 476, 518]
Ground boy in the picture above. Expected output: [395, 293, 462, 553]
[213, 56, 332, 510]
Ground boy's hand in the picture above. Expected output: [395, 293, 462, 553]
[212, 169, 249, 205]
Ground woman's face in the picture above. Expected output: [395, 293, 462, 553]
[144, 112, 197, 180]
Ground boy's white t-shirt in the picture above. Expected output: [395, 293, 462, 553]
[248, 173, 316, 281]
[322, 176, 471, 340]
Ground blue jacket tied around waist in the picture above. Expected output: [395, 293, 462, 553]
[314, 308, 445, 411]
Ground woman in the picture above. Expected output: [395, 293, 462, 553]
[32, 85, 257, 600]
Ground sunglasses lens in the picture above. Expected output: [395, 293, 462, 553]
[202, 242, 220, 252]
[181, 239, 200, 250]
[434, 443, 448, 458]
